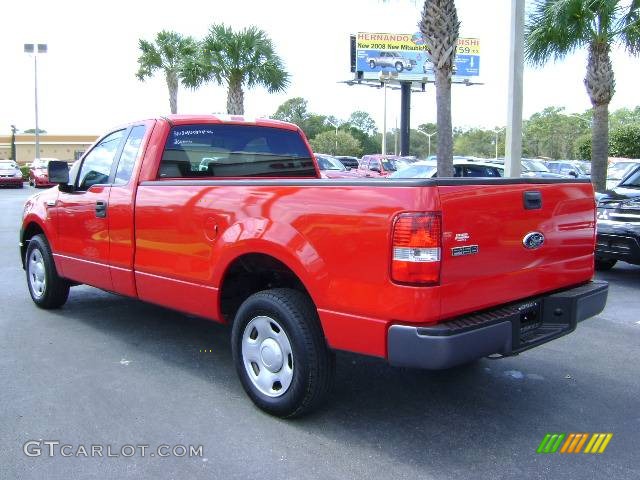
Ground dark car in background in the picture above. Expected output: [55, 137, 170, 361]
[595, 163, 640, 270]
[315, 154, 360, 179]
[546, 160, 591, 179]
[0, 160, 23, 188]
[334, 156, 359, 170]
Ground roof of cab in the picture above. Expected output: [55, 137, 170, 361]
[159, 114, 300, 131]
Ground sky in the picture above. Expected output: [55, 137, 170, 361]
[1, 0, 639, 136]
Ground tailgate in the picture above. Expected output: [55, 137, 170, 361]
[436, 181, 596, 320]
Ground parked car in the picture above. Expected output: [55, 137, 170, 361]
[488, 159, 569, 179]
[546, 160, 590, 178]
[20, 115, 607, 418]
[29, 158, 59, 188]
[595, 163, 640, 270]
[0, 160, 24, 188]
[606, 160, 640, 190]
[390, 159, 504, 179]
[367, 51, 415, 72]
[315, 154, 359, 179]
[357, 154, 416, 177]
[333, 156, 359, 171]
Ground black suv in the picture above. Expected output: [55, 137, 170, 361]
[334, 156, 360, 171]
[595, 163, 640, 270]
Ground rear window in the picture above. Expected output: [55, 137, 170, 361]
[159, 124, 315, 178]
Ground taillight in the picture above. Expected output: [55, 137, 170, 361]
[391, 212, 441, 285]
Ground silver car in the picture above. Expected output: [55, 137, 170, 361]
[367, 52, 415, 72]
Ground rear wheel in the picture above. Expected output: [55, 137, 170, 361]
[595, 258, 617, 271]
[25, 234, 70, 309]
[231, 288, 335, 418]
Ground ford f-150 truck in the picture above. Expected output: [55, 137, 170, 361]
[20, 115, 608, 417]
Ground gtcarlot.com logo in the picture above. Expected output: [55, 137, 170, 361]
[23, 441, 204, 458]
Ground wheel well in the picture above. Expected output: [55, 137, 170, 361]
[21, 222, 44, 267]
[219, 254, 311, 322]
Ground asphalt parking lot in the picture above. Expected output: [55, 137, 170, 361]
[1, 186, 639, 480]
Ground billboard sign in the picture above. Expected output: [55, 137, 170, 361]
[355, 32, 480, 82]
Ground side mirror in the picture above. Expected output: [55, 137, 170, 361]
[568, 170, 577, 177]
[345, 166, 351, 171]
[371, 167, 381, 173]
[48, 160, 70, 184]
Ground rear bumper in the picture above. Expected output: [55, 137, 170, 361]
[387, 281, 608, 370]
[596, 222, 640, 264]
[0, 177, 23, 186]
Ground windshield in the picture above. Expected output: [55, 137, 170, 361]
[522, 159, 550, 172]
[32, 159, 50, 169]
[608, 162, 638, 180]
[316, 155, 345, 171]
[389, 164, 436, 179]
[577, 162, 591, 174]
[619, 166, 640, 187]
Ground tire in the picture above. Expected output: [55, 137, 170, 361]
[395, 62, 404, 72]
[231, 288, 335, 418]
[369, 60, 376, 69]
[595, 257, 617, 271]
[25, 234, 70, 309]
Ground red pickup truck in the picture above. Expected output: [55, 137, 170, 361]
[20, 115, 608, 417]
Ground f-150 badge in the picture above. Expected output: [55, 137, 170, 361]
[451, 245, 479, 257]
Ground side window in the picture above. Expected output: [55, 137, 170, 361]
[360, 158, 369, 169]
[369, 160, 380, 171]
[77, 130, 125, 190]
[463, 166, 486, 177]
[114, 126, 146, 185]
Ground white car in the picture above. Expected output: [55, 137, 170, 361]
[390, 159, 504, 179]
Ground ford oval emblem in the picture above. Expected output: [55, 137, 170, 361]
[523, 232, 545, 249]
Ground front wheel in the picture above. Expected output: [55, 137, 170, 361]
[25, 234, 70, 309]
[369, 60, 376, 69]
[595, 258, 617, 271]
[395, 62, 404, 72]
[231, 288, 335, 418]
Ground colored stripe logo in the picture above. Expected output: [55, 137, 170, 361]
[537, 433, 613, 454]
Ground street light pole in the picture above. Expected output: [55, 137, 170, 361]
[24, 43, 47, 160]
[417, 130, 437, 158]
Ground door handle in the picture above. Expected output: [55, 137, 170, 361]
[95, 200, 107, 218]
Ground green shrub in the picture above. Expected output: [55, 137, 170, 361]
[20, 165, 29, 181]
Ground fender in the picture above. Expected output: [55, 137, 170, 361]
[211, 218, 329, 319]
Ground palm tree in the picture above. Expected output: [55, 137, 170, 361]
[136, 31, 198, 114]
[184, 24, 289, 115]
[418, 0, 460, 177]
[525, 0, 640, 192]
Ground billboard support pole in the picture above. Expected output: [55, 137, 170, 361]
[505, 0, 524, 177]
[400, 81, 411, 156]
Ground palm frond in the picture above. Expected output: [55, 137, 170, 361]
[525, 0, 596, 66]
[618, 0, 640, 54]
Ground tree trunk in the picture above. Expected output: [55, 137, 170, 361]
[227, 77, 244, 115]
[166, 71, 178, 114]
[584, 41, 614, 192]
[435, 69, 454, 176]
[591, 103, 609, 191]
